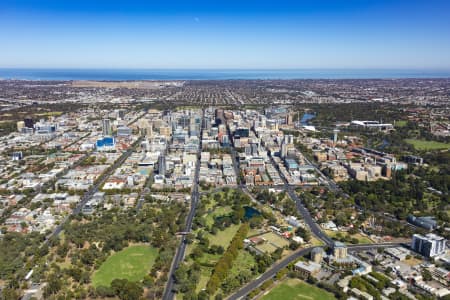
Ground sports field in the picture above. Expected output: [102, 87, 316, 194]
[92, 245, 158, 287]
[404, 139, 450, 151]
[254, 231, 290, 254]
[261, 279, 336, 300]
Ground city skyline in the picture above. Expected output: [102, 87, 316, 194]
[1, 0, 450, 69]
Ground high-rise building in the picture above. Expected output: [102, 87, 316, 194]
[24, 117, 34, 129]
[311, 247, 324, 264]
[158, 155, 166, 176]
[221, 135, 230, 146]
[281, 143, 288, 158]
[17, 121, 25, 132]
[102, 119, 112, 136]
[285, 134, 294, 145]
[218, 124, 227, 134]
[159, 126, 172, 138]
[286, 113, 293, 125]
[12, 151, 23, 161]
[244, 144, 252, 156]
[281, 134, 294, 158]
[333, 129, 340, 145]
[251, 143, 258, 156]
[411, 233, 446, 258]
[118, 109, 125, 120]
[333, 241, 348, 259]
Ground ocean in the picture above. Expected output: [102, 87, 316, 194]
[1, 68, 450, 80]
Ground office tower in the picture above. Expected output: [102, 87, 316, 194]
[160, 126, 172, 138]
[179, 115, 190, 128]
[203, 118, 211, 130]
[17, 121, 25, 132]
[286, 113, 293, 125]
[281, 134, 293, 158]
[411, 233, 446, 258]
[260, 116, 266, 128]
[333, 129, 340, 145]
[333, 241, 348, 259]
[102, 118, 112, 136]
[158, 155, 166, 176]
[24, 117, 34, 129]
[12, 151, 23, 161]
[251, 143, 258, 156]
[281, 143, 288, 158]
[285, 134, 294, 145]
[244, 144, 252, 156]
[311, 247, 324, 263]
[221, 134, 230, 146]
[218, 124, 227, 134]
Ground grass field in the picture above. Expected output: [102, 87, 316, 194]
[196, 266, 213, 293]
[310, 236, 325, 247]
[252, 232, 289, 254]
[256, 242, 279, 254]
[395, 120, 407, 127]
[352, 233, 373, 244]
[262, 232, 290, 247]
[228, 250, 256, 278]
[404, 139, 450, 151]
[197, 252, 221, 265]
[204, 206, 232, 227]
[92, 245, 158, 287]
[324, 230, 373, 244]
[261, 279, 336, 300]
[207, 224, 240, 248]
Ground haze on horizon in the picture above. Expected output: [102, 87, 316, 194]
[1, 0, 450, 70]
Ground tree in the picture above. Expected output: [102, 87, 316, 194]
[142, 275, 154, 288]
[111, 278, 143, 300]
[44, 273, 62, 297]
[197, 290, 209, 300]
[295, 226, 311, 242]
[96, 285, 115, 298]
[1, 287, 19, 300]
[422, 269, 432, 282]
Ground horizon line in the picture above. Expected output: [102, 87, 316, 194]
[2, 67, 450, 71]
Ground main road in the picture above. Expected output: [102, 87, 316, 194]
[162, 110, 204, 300]
[45, 136, 143, 243]
[268, 153, 334, 246]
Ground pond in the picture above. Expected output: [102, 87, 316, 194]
[244, 206, 261, 220]
[214, 206, 261, 223]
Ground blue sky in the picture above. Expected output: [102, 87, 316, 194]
[1, 0, 450, 69]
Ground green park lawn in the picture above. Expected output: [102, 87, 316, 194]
[404, 139, 450, 151]
[207, 224, 240, 248]
[262, 279, 336, 300]
[395, 120, 407, 127]
[228, 250, 256, 278]
[92, 245, 158, 287]
[324, 230, 373, 244]
[204, 206, 233, 227]
[196, 266, 214, 293]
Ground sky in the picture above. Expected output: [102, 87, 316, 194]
[1, 0, 450, 69]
